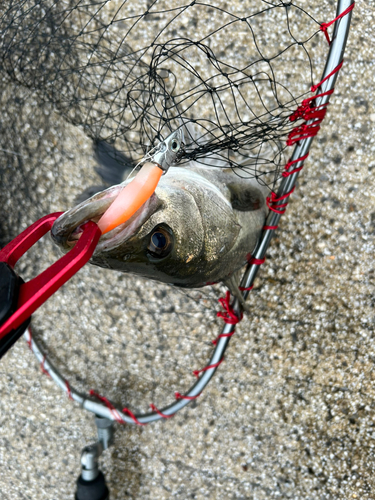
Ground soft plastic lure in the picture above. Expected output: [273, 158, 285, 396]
[98, 129, 184, 234]
[98, 162, 162, 234]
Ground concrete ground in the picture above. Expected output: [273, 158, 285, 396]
[0, 1, 375, 499]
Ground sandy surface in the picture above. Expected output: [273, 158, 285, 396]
[0, 1, 375, 499]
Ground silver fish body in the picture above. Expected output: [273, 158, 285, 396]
[51, 163, 268, 287]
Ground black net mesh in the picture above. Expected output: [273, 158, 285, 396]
[0, 0, 326, 189]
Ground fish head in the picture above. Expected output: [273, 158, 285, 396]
[51, 168, 245, 286]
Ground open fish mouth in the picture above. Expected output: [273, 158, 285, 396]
[51, 185, 159, 253]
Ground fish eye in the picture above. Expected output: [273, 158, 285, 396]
[170, 138, 180, 152]
[147, 226, 173, 258]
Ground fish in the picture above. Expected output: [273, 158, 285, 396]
[51, 137, 268, 292]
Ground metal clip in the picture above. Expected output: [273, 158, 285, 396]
[150, 128, 184, 172]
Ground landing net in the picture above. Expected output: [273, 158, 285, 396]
[0, 0, 354, 427]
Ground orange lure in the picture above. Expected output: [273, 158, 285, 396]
[98, 162, 163, 234]
[97, 128, 183, 234]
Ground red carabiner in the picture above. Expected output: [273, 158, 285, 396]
[0, 212, 101, 339]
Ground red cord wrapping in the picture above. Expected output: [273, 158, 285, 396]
[217, 291, 243, 325]
[65, 380, 73, 400]
[40, 355, 50, 377]
[89, 390, 125, 424]
[26, 327, 32, 350]
[320, 3, 355, 44]
[301, 89, 334, 107]
[266, 187, 295, 214]
[214, 288, 244, 343]
[212, 331, 235, 345]
[149, 403, 175, 419]
[175, 392, 201, 400]
[282, 153, 309, 178]
[247, 256, 266, 266]
[122, 407, 147, 426]
[193, 359, 223, 378]
[311, 60, 344, 93]
[286, 122, 321, 146]
[287, 62, 344, 147]
[289, 90, 334, 123]
[90, 392, 149, 428]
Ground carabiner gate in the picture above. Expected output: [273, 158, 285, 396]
[0, 213, 101, 353]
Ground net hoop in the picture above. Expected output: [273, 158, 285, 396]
[23, 0, 354, 425]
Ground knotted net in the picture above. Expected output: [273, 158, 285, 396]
[1, 0, 328, 188]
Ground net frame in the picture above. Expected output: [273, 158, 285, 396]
[20, 0, 355, 425]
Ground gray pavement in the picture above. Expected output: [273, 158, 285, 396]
[0, 1, 375, 499]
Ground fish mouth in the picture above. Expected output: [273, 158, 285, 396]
[51, 184, 160, 253]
